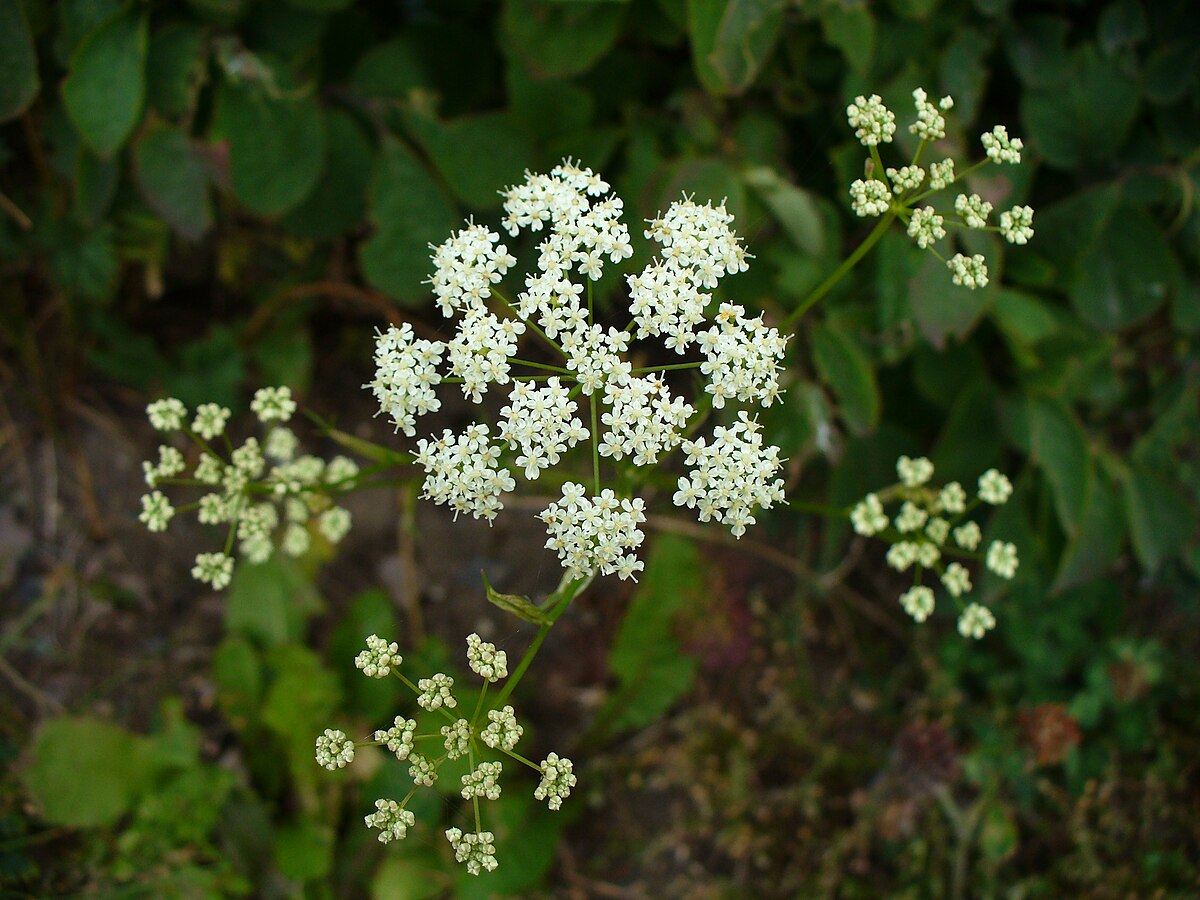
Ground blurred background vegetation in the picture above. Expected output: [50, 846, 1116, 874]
[1, 0, 1198, 896]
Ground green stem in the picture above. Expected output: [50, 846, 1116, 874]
[492, 574, 591, 708]
[782, 211, 897, 329]
[630, 362, 704, 374]
[589, 393, 600, 495]
[789, 499, 848, 518]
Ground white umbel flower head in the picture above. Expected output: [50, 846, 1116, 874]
[941, 562, 973, 597]
[146, 398, 187, 431]
[498, 378, 587, 480]
[847, 94, 896, 146]
[981, 126, 1023, 164]
[447, 309, 525, 402]
[954, 521, 982, 551]
[938, 482, 967, 514]
[374, 716, 418, 761]
[986, 540, 1019, 579]
[315, 728, 355, 770]
[955, 193, 993, 229]
[191, 552, 233, 589]
[191, 403, 231, 440]
[947, 253, 989, 289]
[441, 718, 472, 760]
[907, 206, 945, 249]
[850, 493, 888, 536]
[355, 634, 401, 679]
[481, 705, 523, 751]
[540, 485, 646, 581]
[365, 800, 415, 843]
[466, 633, 508, 682]
[428, 222, 516, 316]
[958, 603, 996, 639]
[849, 178, 891, 217]
[139, 491, 175, 532]
[928, 158, 956, 191]
[1000, 205, 1035, 245]
[900, 585, 936, 622]
[897, 455, 935, 487]
[445, 828, 498, 876]
[369, 324, 445, 438]
[417, 673, 457, 711]
[978, 469, 1013, 504]
[895, 501, 929, 533]
[697, 304, 787, 409]
[414, 425, 514, 523]
[251, 386, 296, 423]
[909, 88, 952, 141]
[408, 753, 437, 786]
[887, 165, 925, 194]
[534, 753, 576, 811]
[460, 761, 503, 801]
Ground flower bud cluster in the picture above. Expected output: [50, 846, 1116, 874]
[848, 457, 1020, 638]
[139, 388, 357, 590]
[844, 89, 1034, 289]
[369, 161, 788, 582]
[318, 633, 576, 875]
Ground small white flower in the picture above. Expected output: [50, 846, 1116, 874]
[986, 540, 1019, 579]
[947, 253, 989, 290]
[315, 728, 355, 770]
[540, 485, 647, 580]
[939, 482, 967, 514]
[191, 552, 233, 590]
[415, 426, 514, 523]
[251, 386, 297, 423]
[264, 427, 299, 463]
[915, 541, 941, 568]
[850, 493, 889, 536]
[138, 491, 175, 532]
[895, 501, 928, 533]
[847, 94, 896, 146]
[954, 521, 982, 551]
[977, 469, 1013, 504]
[408, 752, 437, 786]
[1000, 205, 1035, 245]
[887, 541, 920, 572]
[955, 193, 993, 229]
[146, 398, 187, 431]
[466, 633, 508, 682]
[481, 705, 523, 751]
[958, 603, 996, 639]
[143, 445, 185, 488]
[460, 761, 503, 800]
[928, 158, 955, 191]
[907, 206, 945, 249]
[318, 507, 352, 543]
[909, 88, 951, 141]
[981, 125, 1023, 165]
[925, 517, 950, 545]
[191, 403, 231, 440]
[368, 324, 445, 437]
[441, 718, 472, 760]
[374, 717, 417, 761]
[941, 562, 972, 597]
[364, 800, 415, 843]
[900, 585, 935, 622]
[897, 455, 934, 487]
[534, 752, 576, 811]
[281, 522, 310, 558]
[417, 673, 457, 711]
[849, 178, 891, 217]
[356, 634, 401, 679]
[445, 827, 498, 876]
[887, 165, 925, 195]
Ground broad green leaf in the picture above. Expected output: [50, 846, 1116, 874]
[690, 0, 787, 94]
[1097, 0, 1147, 56]
[360, 139, 457, 305]
[145, 22, 208, 119]
[819, 3, 874, 76]
[74, 147, 119, 226]
[372, 857, 445, 900]
[742, 165, 824, 257]
[989, 289, 1061, 368]
[55, 0, 123, 64]
[1004, 16, 1071, 90]
[286, 0, 351, 9]
[274, 821, 334, 882]
[908, 253, 992, 349]
[213, 636, 263, 732]
[350, 36, 428, 99]
[931, 379, 1002, 483]
[63, 10, 148, 158]
[1069, 202, 1174, 331]
[1053, 469, 1124, 592]
[282, 109, 373, 239]
[811, 322, 880, 436]
[23, 717, 156, 827]
[214, 80, 326, 215]
[48, 222, 118, 302]
[226, 556, 321, 646]
[502, 0, 626, 78]
[939, 27, 991, 123]
[1029, 398, 1090, 534]
[507, 62, 594, 141]
[1121, 468, 1193, 571]
[162, 325, 244, 409]
[1022, 46, 1139, 170]
[405, 110, 533, 209]
[330, 589, 401, 720]
[134, 123, 213, 240]
[599, 535, 701, 737]
[483, 573, 552, 626]
[250, 309, 313, 391]
[261, 645, 342, 750]
[655, 157, 748, 224]
[0, 0, 39, 121]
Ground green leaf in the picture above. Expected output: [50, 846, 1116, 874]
[810, 322, 880, 436]
[48, 222, 118, 302]
[226, 556, 321, 646]
[1053, 468, 1124, 592]
[215, 80, 326, 216]
[482, 573, 552, 625]
[23, 717, 156, 827]
[1069, 202, 1174, 331]
[819, 2, 874, 76]
[599, 535, 700, 737]
[0, 0, 40, 121]
[359, 138, 457, 305]
[690, 0, 787, 94]
[1097, 0, 1147, 57]
[213, 636, 263, 732]
[502, 0, 626, 78]
[741, 165, 824, 257]
[989, 289, 1061, 368]
[1029, 398, 1090, 534]
[63, 10, 148, 158]
[74, 147, 119, 226]
[274, 821, 334, 882]
[349, 36, 428, 99]
[1121, 468, 1193, 571]
[939, 27, 991, 123]
[655, 156, 748, 224]
[330, 589, 401, 720]
[1022, 46, 1139, 170]
[134, 123, 213, 240]
[1005, 16, 1071, 90]
[282, 109, 373, 239]
[405, 110, 534, 210]
[908, 250, 992, 349]
[145, 22, 208, 120]
[931, 379, 1002, 484]
[162, 325, 245, 409]
[261, 645, 342, 752]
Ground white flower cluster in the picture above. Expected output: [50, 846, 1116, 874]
[138, 391, 357, 590]
[847, 457, 1021, 638]
[369, 161, 788, 582]
[676, 414, 786, 538]
[540, 484, 647, 581]
[320, 632, 577, 876]
[845, 90, 1034, 289]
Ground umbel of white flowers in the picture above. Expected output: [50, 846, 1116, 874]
[849, 456, 1019, 639]
[368, 161, 788, 583]
[315, 633, 575, 877]
[846, 90, 1034, 290]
